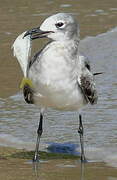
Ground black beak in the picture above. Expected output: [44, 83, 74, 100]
[23, 27, 54, 40]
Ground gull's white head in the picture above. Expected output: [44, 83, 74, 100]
[24, 13, 80, 41]
[40, 13, 79, 41]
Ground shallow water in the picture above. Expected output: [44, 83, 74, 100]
[0, 0, 117, 178]
[0, 158, 117, 180]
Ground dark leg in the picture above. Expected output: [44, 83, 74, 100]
[33, 113, 43, 162]
[78, 114, 87, 163]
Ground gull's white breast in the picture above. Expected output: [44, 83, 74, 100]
[29, 42, 86, 111]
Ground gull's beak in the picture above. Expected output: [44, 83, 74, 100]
[23, 27, 54, 40]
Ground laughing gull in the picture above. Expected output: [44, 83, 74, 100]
[13, 13, 98, 162]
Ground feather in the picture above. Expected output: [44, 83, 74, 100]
[78, 55, 98, 105]
[93, 72, 103, 76]
[23, 84, 34, 104]
[12, 32, 32, 77]
[79, 74, 98, 104]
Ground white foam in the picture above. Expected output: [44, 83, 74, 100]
[85, 146, 117, 168]
[0, 134, 34, 150]
[0, 134, 48, 151]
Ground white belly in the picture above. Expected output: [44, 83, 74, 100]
[29, 43, 87, 111]
[29, 65, 86, 111]
[34, 87, 86, 111]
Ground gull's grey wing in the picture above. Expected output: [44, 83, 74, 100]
[78, 56, 98, 105]
[23, 41, 52, 104]
[27, 41, 52, 70]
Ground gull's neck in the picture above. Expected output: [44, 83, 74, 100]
[53, 37, 80, 59]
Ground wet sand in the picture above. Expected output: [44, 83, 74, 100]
[0, 146, 117, 180]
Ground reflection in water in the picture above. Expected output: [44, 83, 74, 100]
[33, 162, 40, 180]
[80, 163, 85, 180]
[0, 156, 116, 180]
[32, 160, 86, 180]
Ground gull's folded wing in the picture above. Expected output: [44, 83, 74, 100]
[78, 56, 98, 105]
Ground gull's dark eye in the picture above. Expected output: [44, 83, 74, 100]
[55, 22, 64, 28]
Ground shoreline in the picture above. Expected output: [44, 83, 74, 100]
[0, 146, 117, 180]
[0, 145, 80, 160]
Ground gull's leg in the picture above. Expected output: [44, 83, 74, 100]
[78, 114, 87, 163]
[33, 113, 43, 162]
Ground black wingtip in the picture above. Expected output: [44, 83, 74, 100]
[23, 84, 34, 104]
